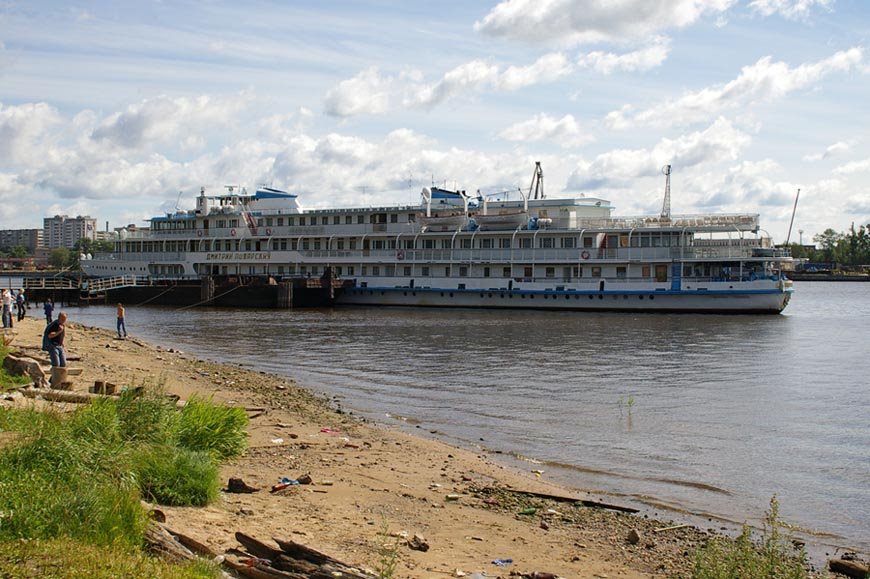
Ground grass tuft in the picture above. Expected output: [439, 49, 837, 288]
[693, 496, 809, 579]
[135, 445, 220, 507]
[176, 395, 248, 460]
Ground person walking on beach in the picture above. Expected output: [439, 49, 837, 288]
[1, 289, 12, 328]
[15, 289, 26, 321]
[43, 311, 67, 367]
[44, 298, 54, 323]
[116, 303, 127, 338]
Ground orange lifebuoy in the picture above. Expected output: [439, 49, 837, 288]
[396, 249, 405, 260]
[230, 228, 237, 237]
[581, 250, 590, 260]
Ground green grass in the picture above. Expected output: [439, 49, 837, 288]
[693, 496, 809, 579]
[135, 445, 220, 507]
[176, 395, 248, 460]
[0, 537, 217, 579]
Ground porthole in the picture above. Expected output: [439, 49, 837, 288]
[650, 295, 655, 300]
[565, 295, 570, 300]
[599, 295, 603, 300]
[488, 293, 493, 298]
[449, 292, 454, 297]
[588, 295, 593, 300]
[639, 295, 644, 299]
[480, 293, 485, 298]
[624, 295, 629, 300]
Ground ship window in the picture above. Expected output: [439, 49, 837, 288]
[459, 266, 468, 277]
[302, 240, 309, 250]
[592, 267, 602, 277]
[499, 238, 511, 249]
[322, 216, 329, 225]
[299, 216, 306, 226]
[313, 240, 321, 250]
[630, 235, 639, 248]
[280, 240, 287, 250]
[574, 266, 582, 278]
[257, 218, 264, 227]
[403, 266, 411, 276]
[640, 235, 650, 248]
[277, 218, 284, 226]
[484, 267, 490, 278]
[390, 214, 398, 223]
[385, 265, 394, 276]
[347, 266, 354, 275]
[404, 239, 414, 249]
[460, 239, 471, 249]
[345, 215, 352, 224]
[357, 215, 364, 224]
[423, 239, 435, 249]
[541, 238, 554, 249]
[422, 266, 430, 276]
[563, 267, 572, 281]
[616, 266, 627, 279]
[445, 266, 451, 277]
[349, 240, 356, 249]
[217, 219, 226, 228]
[503, 267, 511, 277]
[373, 240, 384, 250]
[441, 239, 451, 249]
[244, 240, 252, 251]
[337, 239, 344, 250]
[520, 238, 532, 248]
[481, 238, 493, 249]
[408, 213, 416, 222]
[684, 265, 692, 277]
[361, 266, 367, 275]
[333, 215, 340, 225]
[388, 239, 396, 249]
[652, 234, 662, 247]
[524, 266, 533, 277]
[287, 217, 294, 226]
[545, 267, 555, 278]
[272, 241, 279, 251]
[583, 236, 594, 248]
[561, 237, 576, 248]
[291, 240, 298, 250]
[642, 265, 651, 277]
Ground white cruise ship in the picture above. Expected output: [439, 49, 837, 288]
[81, 165, 794, 313]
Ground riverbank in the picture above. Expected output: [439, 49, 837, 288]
[0, 316, 825, 578]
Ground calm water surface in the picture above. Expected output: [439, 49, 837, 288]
[58, 282, 869, 551]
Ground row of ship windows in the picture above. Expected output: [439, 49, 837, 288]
[352, 289, 657, 301]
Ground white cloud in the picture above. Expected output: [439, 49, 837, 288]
[91, 93, 251, 149]
[323, 67, 393, 118]
[405, 60, 500, 109]
[498, 113, 593, 147]
[475, 0, 735, 45]
[0, 102, 63, 164]
[577, 37, 671, 74]
[748, 0, 835, 20]
[833, 158, 870, 175]
[605, 47, 864, 129]
[567, 117, 750, 189]
[803, 140, 854, 161]
[498, 53, 574, 90]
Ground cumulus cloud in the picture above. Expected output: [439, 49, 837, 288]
[404, 60, 500, 109]
[748, 0, 835, 20]
[577, 37, 671, 74]
[605, 47, 864, 129]
[91, 93, 251, 149]
[323, 67, 393, 118]
[0, 102, 63, 163]
[567, 117, 750, 189]
[803, 140, 854, 161]
[833, 158, 870, 175]
[475, 0, 735, 45]
[498, 53, 574, 90]
[498, 113, 593, 147]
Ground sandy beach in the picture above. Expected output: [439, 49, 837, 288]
[3, 315, 743, 578]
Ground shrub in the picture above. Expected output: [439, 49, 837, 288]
[114, 387, 179, 446]
[176, 396, 248, 460]
[134, 445, 220, 507]
[693, 496, 808, 579]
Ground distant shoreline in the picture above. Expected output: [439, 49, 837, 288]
[787, 273, 870, 281]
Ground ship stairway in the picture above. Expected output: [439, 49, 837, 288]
[83, 275, 144, 294]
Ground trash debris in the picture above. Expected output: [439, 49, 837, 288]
[271, 438, 284, 445]
[518, 507, 537, 516]
[492, 558, 513, 566]
[320, 427, 339, 434]
[445, 494, 461, 501]
[408, 533, 430, 552]
[226, 478, 260, 494]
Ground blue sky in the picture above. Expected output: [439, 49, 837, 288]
[1, 0, 868, 242]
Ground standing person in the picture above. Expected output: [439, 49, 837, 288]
[1, 289, 11, 328]
[43, 311, 67, 367]
[16, 289, 26, 321]
[44, 298, 54, 323]
[116, 303, 127, 338]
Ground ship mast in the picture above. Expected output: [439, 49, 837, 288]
[660, 164, 671, 220]
[529, 161, 545, 200]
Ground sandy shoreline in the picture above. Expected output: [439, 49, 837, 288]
[0, 316, 814, 577]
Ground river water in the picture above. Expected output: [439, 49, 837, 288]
[46, 282, 869, 552]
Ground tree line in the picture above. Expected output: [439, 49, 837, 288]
[787, 223, 870, 266]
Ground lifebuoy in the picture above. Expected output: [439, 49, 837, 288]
[581, 250, 590, 260]
[396, 249, 405, 260]
[230, 228, 237, 237]
[197, 230, 203, 237]
[266, 228, 272, 236]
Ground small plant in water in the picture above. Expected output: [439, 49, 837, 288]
[627, 395, 635, 411]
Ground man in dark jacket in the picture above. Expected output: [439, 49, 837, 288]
[43, 312, 67, 367]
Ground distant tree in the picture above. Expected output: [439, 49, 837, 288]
[49, 247, 72, 269]
[7, 245, 28, 258]
[813, 229, 842, 263]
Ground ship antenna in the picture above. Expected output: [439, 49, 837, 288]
[528, 161, 545, 200]
[174, 191, 183, 211]
[660, 164, 671, 220]
[785, 188, 801, 245]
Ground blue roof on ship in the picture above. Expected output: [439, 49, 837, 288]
[151, 214, 196, 221]
[254, 187, 297, 200]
